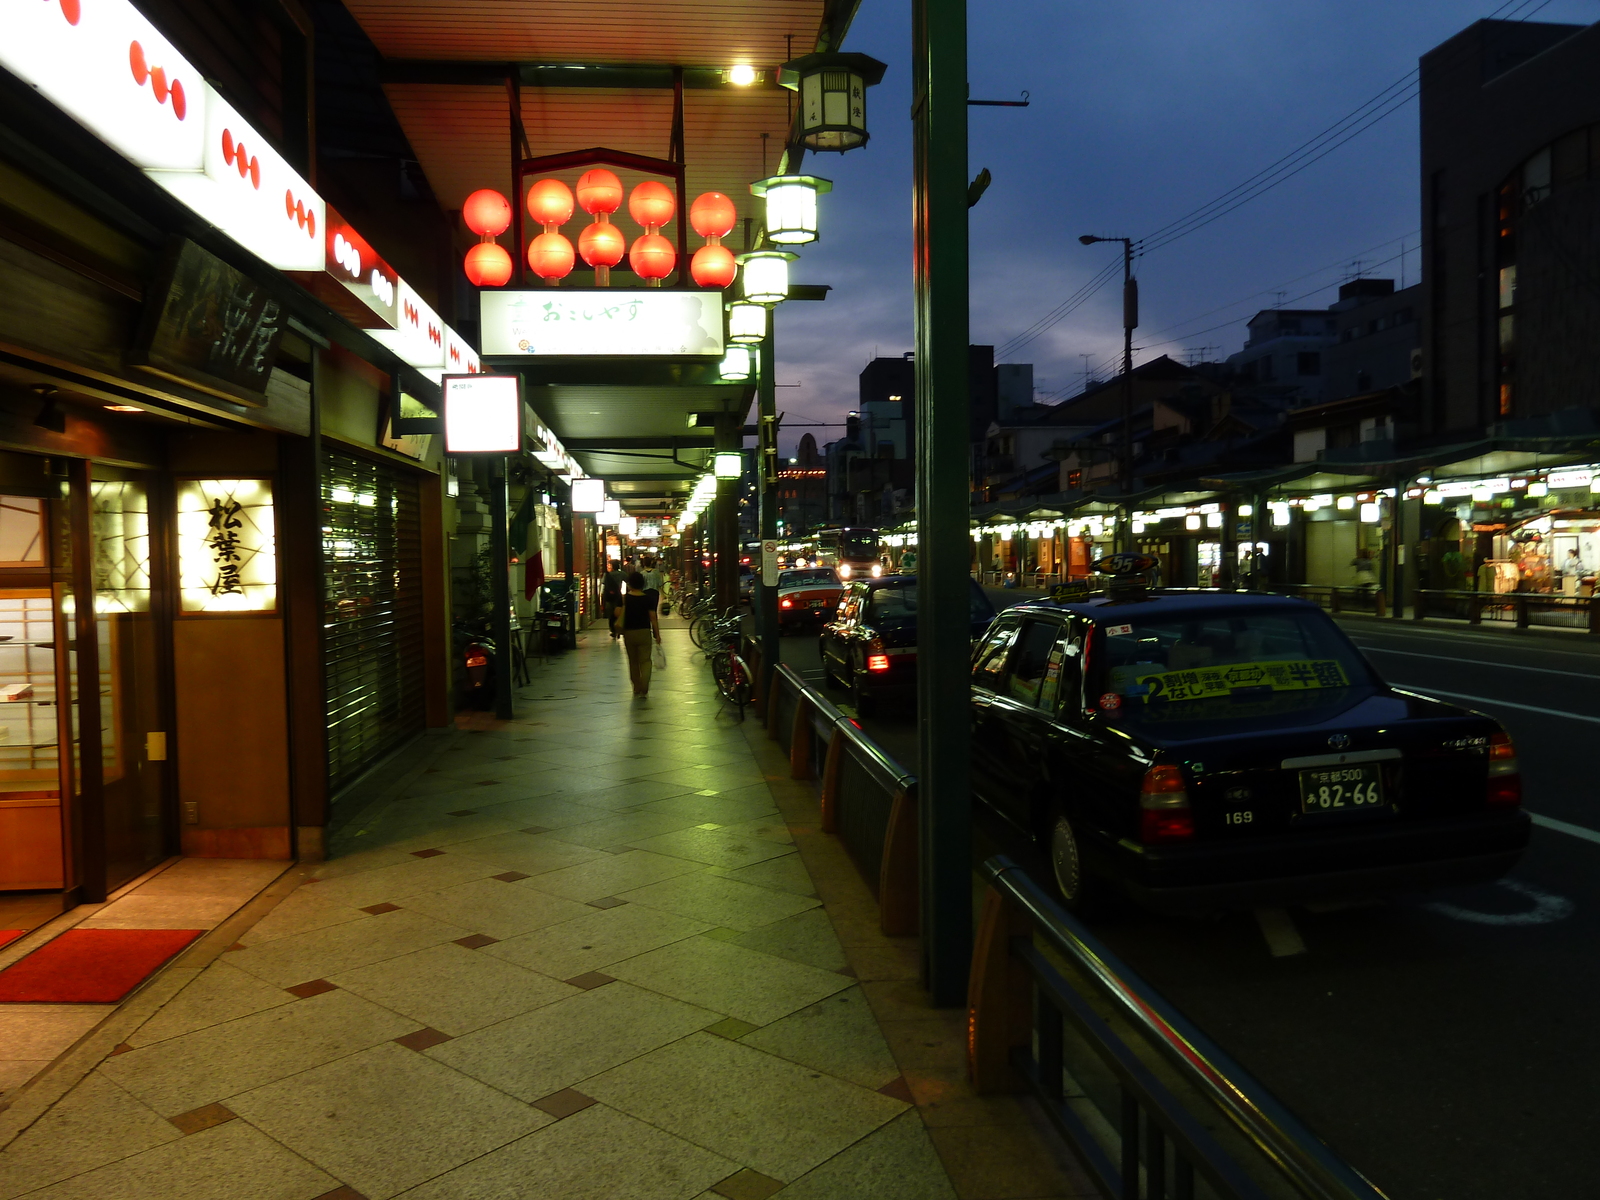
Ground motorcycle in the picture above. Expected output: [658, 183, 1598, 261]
[452, 620, 498, 709]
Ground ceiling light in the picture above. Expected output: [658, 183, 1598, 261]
[723, 64, 760, 86]
[104, 405, 143, 413]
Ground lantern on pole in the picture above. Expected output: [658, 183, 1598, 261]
[714, 451, 744, 479]
[778, 52, 887, 153]
[462, 188, 514, 287]
[576, 169, 625, 285]
[750, 176, 831, 245]
[689, 191, 738, 289]
[525, 179, 575, 285]
[736, 250, 796, 305]
[719, 345, 753, 382]
[727, 300, 767, 344]
[627, 181, 677, 287]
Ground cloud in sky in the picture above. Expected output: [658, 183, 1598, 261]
[773, 0, 1596, 452]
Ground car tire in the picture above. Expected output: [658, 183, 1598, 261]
[1048, 812, 1105, 915]
[851, 674, 877, 718]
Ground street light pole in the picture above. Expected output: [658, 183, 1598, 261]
[1079, 235, 1137, 550]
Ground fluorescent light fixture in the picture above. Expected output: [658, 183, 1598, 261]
[571, 478, 605, 512]
[714, 452, 743, 479]
[442, 374, 520, 453]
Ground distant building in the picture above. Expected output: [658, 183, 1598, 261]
[1420, 18, 1600, 437]
[776, 433, 827, 535]
[1225, 309, 1339, 401]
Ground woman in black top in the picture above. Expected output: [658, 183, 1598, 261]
[620, 572, 661, 696]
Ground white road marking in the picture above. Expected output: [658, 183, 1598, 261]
[1389, 685, 1600, 725]
[1254, 906, 1307, 957]
[1356, 645, 1600, 680]
[1529, 813, 1600, 846]
[1424, 879, 1573, 926]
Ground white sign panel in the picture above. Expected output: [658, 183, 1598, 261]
[1, 0, 205, 172]
[481, 291, 725, 357]
[571, 478, 606, 513]
[443, 375, 520, 454]
[369, 280, 446, 372]
[149, 85, 324, 272]
[762, 539, 778, 586]
[444, 328, 481, 378]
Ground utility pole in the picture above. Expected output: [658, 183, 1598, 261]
[757, 313, 780, 699]
[1078, 235, 1136, 549]
[912, 0, 972, 1006]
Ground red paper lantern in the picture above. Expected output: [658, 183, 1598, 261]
[528, 232, 575, 280]
[628, 233, 676, 280]
[464, 242, 513, 287]
[628, 180, 676, 231]
[463, 189, 512, 237]
[690, 244, 736, 289]
[578, 221, 626, 268]
[526, 179, 574, 229]
[576, 168, 624, 216]
[690, 192, 736, 240]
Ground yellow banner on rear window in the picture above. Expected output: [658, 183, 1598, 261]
[1120, 659, 1349, 703]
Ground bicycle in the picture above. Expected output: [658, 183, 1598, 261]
[689, 605, 741, 649]
[708, 644, 753, 718]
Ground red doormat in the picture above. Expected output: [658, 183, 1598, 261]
[0, 931, 23, 952]
[0, 929, 202, 1003]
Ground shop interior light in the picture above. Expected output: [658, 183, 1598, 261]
[728, 301, 768, 344]
[719, 345, 753, 381]
[750, 175, 832, 245]
[737, 251, 796, 304]
[1359, 502, 1381, 523]
[571, 477, 605, 512]
[714, 452, 743, 479]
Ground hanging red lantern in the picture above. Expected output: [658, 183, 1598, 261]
[690, 244, 736, 289]
[576, 168, 624, 216]
[463, 189, 512, 237]
[628, 180, 676, 232]
[579, 221, 626, 268]
[526, 178, 575, 229]
[463, 242, 513, 287]
[629, 233, 675, 284]
[528, 232, 575, 283]
[690, 192, 736, 241]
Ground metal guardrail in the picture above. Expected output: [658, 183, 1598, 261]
[763, 662, 921, 935]
[1412, 587, 1599, 633]
[1270, 584, 1386, 617]
[970, 856, 1390, 1200]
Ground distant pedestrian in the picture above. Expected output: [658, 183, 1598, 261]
[602, 560, 626, 640]
[621, 571, 662, 697]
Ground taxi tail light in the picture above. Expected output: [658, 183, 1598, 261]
[1139, 764, 1195, 842]
[780, 597, 793, 609]
[867, 654, 890, 672]
[1486, 731, 1521, 808]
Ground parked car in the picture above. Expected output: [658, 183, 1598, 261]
[967, 590, 1529, 914]
[820, 575, 997, 716]
[737, 564, 755, 603]
[773, 567, 843, 633]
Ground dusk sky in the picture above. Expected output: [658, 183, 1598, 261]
[770, 0, 1598, 454]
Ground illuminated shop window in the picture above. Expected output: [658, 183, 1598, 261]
[176, 479, 276, 612]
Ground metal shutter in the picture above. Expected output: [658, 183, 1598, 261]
[322, 450, 425, 794]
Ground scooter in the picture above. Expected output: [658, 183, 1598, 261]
[453, 621, 498, 709]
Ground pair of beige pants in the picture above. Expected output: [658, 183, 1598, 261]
[623, 628, 654, 694]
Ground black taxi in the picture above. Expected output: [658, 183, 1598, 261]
[970, 586, 1530, 914]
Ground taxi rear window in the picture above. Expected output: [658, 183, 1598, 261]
[779, 570, 837, 587]
[1097, 610, 1373, 722]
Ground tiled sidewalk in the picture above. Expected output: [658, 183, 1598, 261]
[0, 622, 967, 1200]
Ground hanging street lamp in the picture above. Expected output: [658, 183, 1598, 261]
[750, 175, 832, 245]
[714, 452, 744, 479]
[718, 344, 753, 381]
[778, 52, 887, 153]
[727, 300, 767, 344]
[736, 250, 796, 305]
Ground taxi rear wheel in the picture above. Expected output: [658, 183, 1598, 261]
[851, 673, 877, 718]
[1049, 813, 1104, 914]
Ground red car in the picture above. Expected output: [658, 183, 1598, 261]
[774, 568, 843, 633]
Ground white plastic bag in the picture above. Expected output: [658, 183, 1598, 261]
[652, 643, 667, 670]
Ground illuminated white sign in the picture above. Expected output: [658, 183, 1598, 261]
[175, 478, 276, 613]
[0, 0, 205, 172]
[443, 375, 521, 454]
[443, 328, 481, 380]
[599, 500, 622, 526]
[480, 291, 725, 357]
[571, 478, 606, 512]
[370, 280, 446, 371]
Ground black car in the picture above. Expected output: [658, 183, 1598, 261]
[820, 575, 997, 716]
[969, 591, 1529, 914]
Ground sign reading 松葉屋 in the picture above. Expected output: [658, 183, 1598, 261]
[480, 291, 724, 357]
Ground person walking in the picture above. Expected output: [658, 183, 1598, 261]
[602, 559, 626, 640]
[621, 571, 661, 697]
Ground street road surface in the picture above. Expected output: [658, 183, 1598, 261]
[777, 601, 1600, 1200]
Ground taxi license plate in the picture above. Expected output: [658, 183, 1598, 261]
[1298, 763, 1385, 816]
[808, 599, 825, 609]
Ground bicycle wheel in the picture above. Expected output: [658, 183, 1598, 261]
[690, 614, 715, 648]
[709, 649, 734, 689]
[729, 665, 752, 719]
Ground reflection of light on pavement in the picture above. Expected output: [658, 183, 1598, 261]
[1424, 879, 1573, 926]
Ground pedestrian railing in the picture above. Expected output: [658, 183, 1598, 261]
[1266, 584, 1386, 616]
[1412, 588, 1598, 633]
[969, 856, 1391, 1200]
[763, 663, 921, 935]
